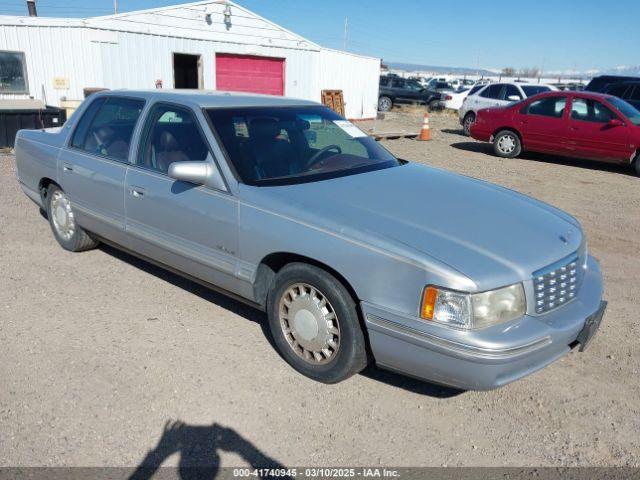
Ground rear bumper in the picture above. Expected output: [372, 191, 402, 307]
[362, 256, 605, 390]
[469, 122, 492, 142]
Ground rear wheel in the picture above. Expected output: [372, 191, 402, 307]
[266, 263, 368, 383]
[46, 185, 98, 252]
[462, 112, 476, 136]
[378, 96, 392, 112]
[493, 130, 522, 158]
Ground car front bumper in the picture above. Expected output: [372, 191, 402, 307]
[362, 256, 605, 390]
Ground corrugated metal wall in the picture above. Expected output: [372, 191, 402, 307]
[0, 2, 379, 119]
[319, 48, 380, 120]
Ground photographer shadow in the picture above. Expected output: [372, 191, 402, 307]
[129, 420, 289, 480]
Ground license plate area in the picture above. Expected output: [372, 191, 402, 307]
[576, 301, 607, 352]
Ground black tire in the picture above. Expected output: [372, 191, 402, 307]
[266, 263, 368, 383]
[378, 96, 393, 112]
[633, 153, 640, 176]
[46, 184, 98, 252]
[462, 112, 475, 136]
[493, 129, 522, 158]
[428, 100, 441, 112]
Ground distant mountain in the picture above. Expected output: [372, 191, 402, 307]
[386, 62, 495, 76]
[599, 66, 640, 77]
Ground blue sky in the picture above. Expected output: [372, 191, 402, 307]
[1, 0, 637, 73]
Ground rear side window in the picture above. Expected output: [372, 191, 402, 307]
[468, 84, 485, 96]
[391, 78, 404, 88]
[607, 84, 629, 98]
[379, 78, 389, 87]
[71, 97, 145, 161]
[628, 86, 640, 101]
[570, 98, 617, 123]
[480, 84, 503, 99]
[523, 97, 567, 118]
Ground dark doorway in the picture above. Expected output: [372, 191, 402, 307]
[173, 53, 201, 89]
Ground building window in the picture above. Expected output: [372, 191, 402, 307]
[0, 51, 28, 94]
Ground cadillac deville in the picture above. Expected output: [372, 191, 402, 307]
[14, 90, 606, 390]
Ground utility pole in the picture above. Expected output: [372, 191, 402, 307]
[343, 17, 348, 50]
[114, 0, 118, 14]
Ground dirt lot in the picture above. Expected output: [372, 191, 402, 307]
[1, 111, 639, 469]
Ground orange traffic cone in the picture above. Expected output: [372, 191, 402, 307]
[418, 112, 430, 141]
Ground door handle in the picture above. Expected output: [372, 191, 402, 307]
[62, 163, 73, 172]
[130, 187, 145, 198]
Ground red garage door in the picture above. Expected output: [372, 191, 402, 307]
[215, 54, 285, 96]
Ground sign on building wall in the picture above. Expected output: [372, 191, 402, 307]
[52, 77, 70, 89]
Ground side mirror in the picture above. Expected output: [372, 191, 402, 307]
[168, 159, 227, 191]
[507, 95, 521, 102]
[608, 118, 624, 127]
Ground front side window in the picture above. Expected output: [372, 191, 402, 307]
[0, 50, 28, 93]
[570, 98, 617, 123]
[70, 97, 145, 161]
[524, 97, 567, 118]
[502, 85, 522, 100]
[607, 96, 640, 126]
[207, 106, 399, 185]
[137, 104, 210, 174]
[480, 84, 503, 99]
[521, 85, 551, 97]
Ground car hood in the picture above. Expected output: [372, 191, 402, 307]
[248, 163, 583, 290]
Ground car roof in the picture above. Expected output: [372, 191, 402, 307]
[90, 89, 320, 109]
[525, 90, 614, 101]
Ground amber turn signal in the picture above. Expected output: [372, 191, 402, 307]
[421, 286, 438, 320]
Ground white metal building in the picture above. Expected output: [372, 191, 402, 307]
[0, 1, 380, 119]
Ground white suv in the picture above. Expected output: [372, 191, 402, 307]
[459, 82, 557, 135]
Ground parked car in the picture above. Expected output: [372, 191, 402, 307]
[15, 90, 606, 390]
[378, 76, 441, 112]
[425, 78, 455, 93]
[444, 81, 491, 110]
[443, 87, 471, 110]
[584, 75, 640, 93]
[469, 90, 640, 174]
[459, 82, 556, 135]
[602, 81, 640, 109]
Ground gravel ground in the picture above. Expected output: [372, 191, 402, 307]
[1, 112, 639, 469]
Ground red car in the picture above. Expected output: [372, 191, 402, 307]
[469, 91, 640, 175]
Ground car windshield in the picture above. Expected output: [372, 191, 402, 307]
[207, 106, 400, 185]
[521, 85, 551, 97]
[608, 97, 640, 126]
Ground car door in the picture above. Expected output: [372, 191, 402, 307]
[391, 78, 409, 103]
[476, 84, 504, 109]
[566, 96, 631, 162]
[513, 95, 568, 153]
[124, 102, 242, 294]
[62, 95, 145, 245]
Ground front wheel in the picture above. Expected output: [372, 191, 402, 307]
[378, 96, 392, 112]
[266, 263, 368, 383]
[633, 153, 640, 176]
[46, 185, 98, 252]
[493, 130, 522, 158]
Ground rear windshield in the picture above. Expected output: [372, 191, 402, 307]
[521, 85, 551, 97]
[608, 97, 640, 126]
[207, 106, 400, 186]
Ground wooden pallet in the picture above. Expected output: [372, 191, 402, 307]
[369, 131, 419, 141]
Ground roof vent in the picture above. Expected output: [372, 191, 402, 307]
[27, 0, 37, 16]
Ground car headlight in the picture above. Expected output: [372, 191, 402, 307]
[420, 283, 526, 329]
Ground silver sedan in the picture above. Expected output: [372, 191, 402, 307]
[14, 90, 606, 390]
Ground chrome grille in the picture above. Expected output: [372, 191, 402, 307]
[533, 256, 582, 314]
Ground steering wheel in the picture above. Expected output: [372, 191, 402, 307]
[304, 144, 342, 170]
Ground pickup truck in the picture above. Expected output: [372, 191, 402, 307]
[14, 90, 606, 389]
